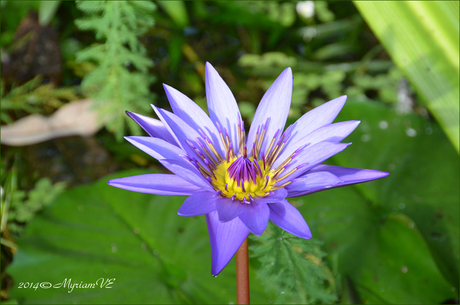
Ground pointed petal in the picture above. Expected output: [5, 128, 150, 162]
[163, 158, 214, 191]
[152, 106, 218, 172]
[108, 174, 201, 196]
[247, 67, 293, 154]
[238, 201, 270, 236]
[126, 111, 177, 145]
[177, 191, 218, 216]
[286, 165, 389, 197]
[309, 164, 389, 187]
[268, 200, 312, 239]
[285, 171, 342, 197]
[277, 142, 351, 185]
[163, 84, 224, 155]
[216, 197, 244, 222]
[273, 120, 360, 168]
[296, 95, 347, 132]
[125, 136, 212, 190]
[205, 62, 242, 153]
[126, 135, 183, 157]
[280, 95, 347, 155]
[206, 211, 250, 275]
[151, 106, 199, 154]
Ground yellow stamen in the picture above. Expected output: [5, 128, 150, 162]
[274, 180, 292, 189]
[276, 167, 298, 182]
[198, 163, 213, 178]
[204, 139, 224, 162]
[202, 147, 218, 166]
[210, 157, 276, 201]
[267, 141, 286, 167]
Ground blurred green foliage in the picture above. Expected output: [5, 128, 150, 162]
[5, 177, 66, 235]
[1, 159, 66, 238]
[0, 1, 40, 47]
[1, 1, 458, 304]
[1, 77, 78, 124]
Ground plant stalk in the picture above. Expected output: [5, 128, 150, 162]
[236, 237, 250, 304]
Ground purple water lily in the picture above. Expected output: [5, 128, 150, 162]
[108, 63, 389, 275]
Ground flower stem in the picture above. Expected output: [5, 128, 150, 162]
[236, 237, 250, 304]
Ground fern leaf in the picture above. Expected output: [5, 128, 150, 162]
[250, 223, 338, 304]
[76, 0, 156, 140]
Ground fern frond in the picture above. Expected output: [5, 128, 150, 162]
[250, 223, 338, 304]
[76, 0, 156, 140]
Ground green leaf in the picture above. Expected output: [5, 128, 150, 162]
[39, 1, 60, 26]
[157, 1, 189, 28]
[353, 1, 460, 152]
[296, 99, 459, 303]
[7, 170, 271, 304]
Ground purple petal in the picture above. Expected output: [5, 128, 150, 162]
[163, 158, 214, 191]
[277, 142, 351, 185]
[273, 120, 360, 168]
[246, 68, 293, 154]
[108, 174, 201, 196]
[216, 197, 244, 222]
[152, 106, 201, 156]
[125, 136, 184, 163]
[294, 95, 347, 132]
[285, 171, 342, 197]
[205, 62, 242, 153]
[206, 211, 250, 275]
[281, 95, 347, 153]
[268, 200, 312, 239]
[163, 84, 224, 156]
[255, 188, 288, 204]
[126, 111, 177, 145]
[152, 106, 215, 172]
[309, 164, 389, 187]
[125, 136, 212, 190]
[177, 191, 218, 216]
[238, 201, 270, 236]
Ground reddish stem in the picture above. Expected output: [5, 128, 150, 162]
[236, 237, 250, 304]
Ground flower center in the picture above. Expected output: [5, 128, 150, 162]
[211, 156, 276, 203]
[186, 119, 304, 203]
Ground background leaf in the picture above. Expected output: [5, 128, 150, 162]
[157, 1, 189, 28]
[353, 1, 460, 152]
[296, 99, 459, 303]
[38, 1, 60, 26]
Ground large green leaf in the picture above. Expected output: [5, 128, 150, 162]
[297, 100, 459, 303]
[354, 1, 460, 152]
[7, 170, 271, 304]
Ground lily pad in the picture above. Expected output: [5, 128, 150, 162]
[297, 100, 459, 303]
[7, 170, 271, 304]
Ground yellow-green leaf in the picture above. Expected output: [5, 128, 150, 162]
[354, 1, 460, 152]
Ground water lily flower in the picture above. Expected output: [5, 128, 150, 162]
[108, 63, 389, 275]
